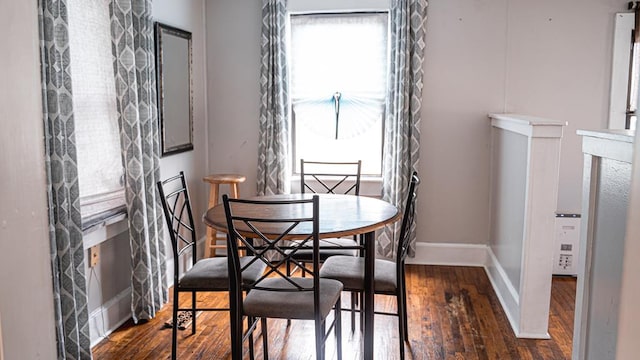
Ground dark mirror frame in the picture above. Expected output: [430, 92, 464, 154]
[155, 22, 193, 157]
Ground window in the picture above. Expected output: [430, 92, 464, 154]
[289, 12, 388, 175]
[68, 0, 126, 230]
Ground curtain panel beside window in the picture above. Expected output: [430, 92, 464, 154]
[38, 0, 92, 358]
[39, 2, 168, 358]
[379, 0, 428, 259]
[257, 0, 291, 196]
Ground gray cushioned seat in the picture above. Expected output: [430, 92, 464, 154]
[287, 237, 358, 261]
[180, 256, 266, 290]
[319, 256, 397, 293]
[243, 277, 343, 320]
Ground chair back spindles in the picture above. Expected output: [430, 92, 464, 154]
[223, 196, 321, 294]
[300, 160, 362, 195]
[157, 171, 198, 270]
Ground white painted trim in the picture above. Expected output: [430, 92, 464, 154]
[89, 287, 132, 347]
[406, 242, 487, 266]
[489, 113, 566, 138]
[288, 0, 389, 13]
[515, 136, 558, 339]
[83, 217, 129, 250]
[484, 248, 522, 336]
[608, 13, 635, 130]
[573, 131, 635, 359]
[578, 129, 635, 163]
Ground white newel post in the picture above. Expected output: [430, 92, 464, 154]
[573, 130, 635, 360]
[487, 113, 566, 338]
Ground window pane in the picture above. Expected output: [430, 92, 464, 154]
[68, 0, 125, 219]
[293, 103, 383, 175]
[290, 13, 388, 175]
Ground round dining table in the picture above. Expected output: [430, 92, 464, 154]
[203, 193, 399, 360]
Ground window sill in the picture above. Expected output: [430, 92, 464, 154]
[83, 212, 128, 250]
[290, 175, 382, 197]
[81, 190, 128, 249]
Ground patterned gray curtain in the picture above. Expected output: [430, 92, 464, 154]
[257, 0, 290, 196]
[379, 0, 428, 258]
[109, 0, 168, 322]
[38, 0, 92, 358]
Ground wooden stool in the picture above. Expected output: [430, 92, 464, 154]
[203, 174, 246, 257]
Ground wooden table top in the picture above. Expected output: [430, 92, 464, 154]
[203, 193, 400, 240]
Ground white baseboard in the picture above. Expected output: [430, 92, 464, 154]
[89, 287, 132, 347]
[484, 248, 523, 338]
[406, 242, 488, 266]
[89, 236, 209, 348]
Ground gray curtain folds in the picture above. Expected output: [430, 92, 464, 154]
[110, 0, 168, 322]
[257, 0, 290, 196]
[38, 0, 92, 358]
[379, 0, 428, 258]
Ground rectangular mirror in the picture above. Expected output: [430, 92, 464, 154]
[155, 22, 193, 156]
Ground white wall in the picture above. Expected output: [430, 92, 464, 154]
[205, 0, 628, 246]
[420, 0, 507, 244]
[154, 0, 209, 240]
[505, 0, 625, 214]
[0, 2, 58, 359]
[206, 0, 263, 198]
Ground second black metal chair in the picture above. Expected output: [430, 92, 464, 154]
[319, 171, 420, 360]
[157, 172, 266, 360]
[287, 160, 362, 275]
[223, 194, 343, 360]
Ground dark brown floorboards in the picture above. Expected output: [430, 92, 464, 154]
[92, 265, 576, 359]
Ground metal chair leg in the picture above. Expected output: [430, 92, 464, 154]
[336, 296, 342, 360]
[397, 290, 406, 360]
[401, 276, 409, 341]
[350, 292, 356, 332]
[171, 290, 179, 360]
[248, 316, 255, 360]
[261, 318, 268, 360]
[191, 291, 196, 334]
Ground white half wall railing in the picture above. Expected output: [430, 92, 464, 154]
[486, 113, 566, 339]
[573, 130, 635, 360]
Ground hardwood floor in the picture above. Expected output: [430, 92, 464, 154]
[92, 265, 576, 359]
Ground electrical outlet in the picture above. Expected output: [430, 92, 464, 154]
[89, 246, 99, 267]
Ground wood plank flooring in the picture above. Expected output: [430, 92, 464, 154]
[92, 265, 576, 359]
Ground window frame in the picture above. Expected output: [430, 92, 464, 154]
[609, 12, 638, 131]
[288, 11, 389, 176]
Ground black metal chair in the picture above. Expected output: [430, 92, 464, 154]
[223, 194, 343, 360]
[157, 172, 266, 360]
[319, 171, 420, 360]
[287, 159, 364, 329]
[287, 161, 362, 271]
